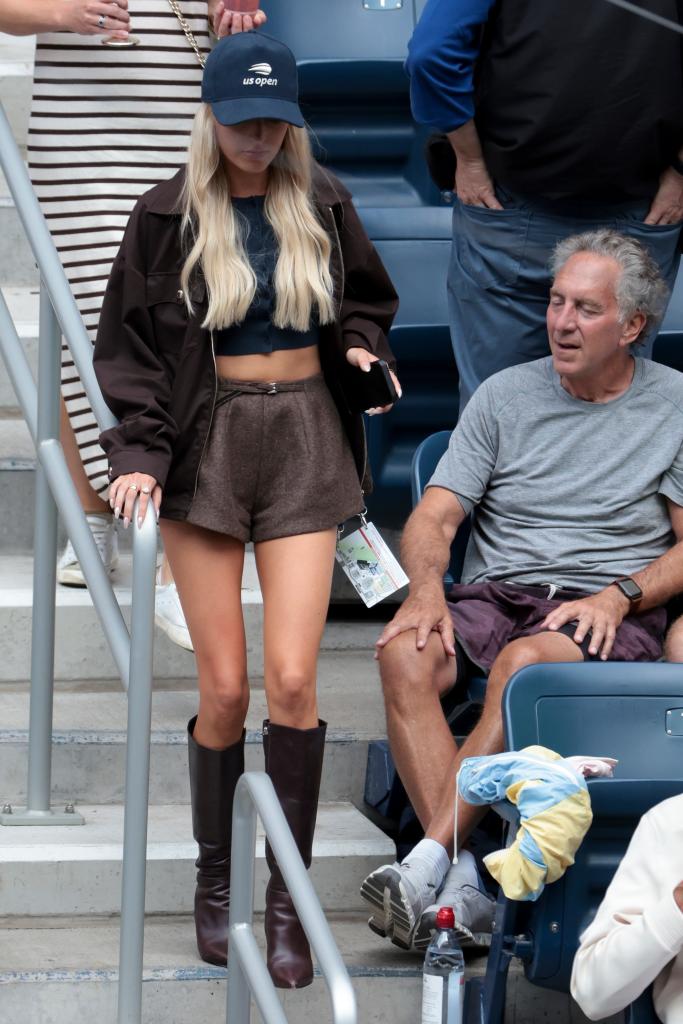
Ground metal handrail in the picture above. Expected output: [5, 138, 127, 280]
[0, 100, 157, 1024]
[228, 772, 358, 1024]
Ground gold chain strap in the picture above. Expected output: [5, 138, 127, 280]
[167, 0, 207, 67]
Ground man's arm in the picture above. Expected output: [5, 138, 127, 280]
[375, 487, 466, 656]
[405, 0, 495, 132]
[571, 810, 683, 1020]
[645, 146, 683, 226]
[447, 119, 502, 209]
[543, 500, 683, 658]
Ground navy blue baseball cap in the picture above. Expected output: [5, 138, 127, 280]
[201, 32, 304, 128]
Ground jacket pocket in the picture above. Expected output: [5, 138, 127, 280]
[146, 272, 192, 353]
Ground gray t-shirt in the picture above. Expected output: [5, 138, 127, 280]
[428, 357, 683, 591]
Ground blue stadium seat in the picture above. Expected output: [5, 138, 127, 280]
[654, 268, 683, 372]
[465, 662, 683, 1024]
[409, 431, 484, 714]
[261, 1, 459, 528]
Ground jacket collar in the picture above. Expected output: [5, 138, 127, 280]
[143, 163, 352, 216]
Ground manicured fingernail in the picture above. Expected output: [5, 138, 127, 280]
[362, 365, 371, 372]
[156, 507, 160, 522]
[123, 516, 129, 529]
[137, 516, 143, 529]
[114, 506, 120, 518]
[397, 388, 403, 398]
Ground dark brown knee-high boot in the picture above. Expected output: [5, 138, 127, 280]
[263, 718, 326, 989]
[187, 715, 245, 966]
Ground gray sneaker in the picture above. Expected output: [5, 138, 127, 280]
[414, 883, 496, 951]
[360, 860, 439, 950]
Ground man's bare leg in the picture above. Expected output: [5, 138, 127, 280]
[362, 630, 583, 949]
[665, 614, 683, 661]
[426, 631, 584, 852]
[378, 629, 459, 830]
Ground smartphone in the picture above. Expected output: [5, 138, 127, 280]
[346, 359, 399, 413]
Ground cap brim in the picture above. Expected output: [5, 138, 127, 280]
[210, 96, 304, 128]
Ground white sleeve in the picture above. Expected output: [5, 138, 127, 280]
[571, 811, 683, 1020]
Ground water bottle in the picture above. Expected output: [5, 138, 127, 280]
[421, 906, 465, 1024]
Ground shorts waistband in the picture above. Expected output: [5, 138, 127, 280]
[217, 372, 324, 394]
[503, 581, 589, 601]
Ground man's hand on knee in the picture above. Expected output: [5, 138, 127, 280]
[375, 584, 456, 657]
[540, 588, 630, 660]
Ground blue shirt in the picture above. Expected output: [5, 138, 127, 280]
[214, 195, 319, 356]
[405, 0, 495, 133]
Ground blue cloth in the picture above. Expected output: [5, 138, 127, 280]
[405, 0, 495, 132]
[458, 748, 593, 901]
[449, 190, 682, 407]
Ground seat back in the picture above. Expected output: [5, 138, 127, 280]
[502, 662, 683, 991]
[410, 430, 471, 586]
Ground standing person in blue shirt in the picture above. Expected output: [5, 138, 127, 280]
[405, 0, 683, 407]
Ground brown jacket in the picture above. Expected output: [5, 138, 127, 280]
[94, 166, 398, 521]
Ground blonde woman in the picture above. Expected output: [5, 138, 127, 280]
[93, 33, 399, 987]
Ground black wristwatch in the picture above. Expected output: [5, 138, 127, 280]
[610, 576, 643, 608]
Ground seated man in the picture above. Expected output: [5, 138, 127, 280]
[571, 794, 683, 1022]
[361, 229, 683, 952]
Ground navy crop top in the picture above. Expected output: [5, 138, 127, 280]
[213, 195, 320, 357]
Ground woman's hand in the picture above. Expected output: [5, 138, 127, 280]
[109, 472, 162, 529]
[59, 0, 130, 38]
[345, 346, 402, 415]
[209, 1, 267, 37]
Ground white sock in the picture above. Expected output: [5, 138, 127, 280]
[440, 849, 479, 895]
[402, 838, 451, 889]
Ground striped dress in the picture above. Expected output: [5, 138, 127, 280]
[27, 1, 209, 494]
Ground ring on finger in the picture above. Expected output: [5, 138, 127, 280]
[141, 486, 150, 494]
[129, 484, 138, 491]
[98, 14, 106, 27]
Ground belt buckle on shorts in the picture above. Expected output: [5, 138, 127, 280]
[267, 382, 278, 394]
[544, 583, 558, 600]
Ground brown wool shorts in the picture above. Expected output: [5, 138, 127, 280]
[446, 581, 667, 671]
[186, 373, 364, 543]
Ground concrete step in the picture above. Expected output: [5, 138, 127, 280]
[0, 801, 392, 917]
[0, 286, 39, 414]
[0, 40, 37, 286]
[0, 655, 386, 805]
[0, 554, 383, 682]
[0, 37, 34, 156]
[0, 913, 596, 1024]
[0, 170, 39, 289]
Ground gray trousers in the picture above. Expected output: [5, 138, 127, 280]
[448, 189, 682, 407]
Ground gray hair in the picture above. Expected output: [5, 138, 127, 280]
[550, 229, 669, 343]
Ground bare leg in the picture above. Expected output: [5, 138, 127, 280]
[363, 631, 583, 950]
[160, 519, 249, 967]
[254, 529, 337, 989]
[378, 630, 459, 831]
[426, 631, 584, 853]
[255, 529, 337, 727]
[665, 614, 683, 661]
[60, 399, 109, 514]
[160, 519, 248, 748]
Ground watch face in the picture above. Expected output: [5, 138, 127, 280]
[618, 578, 642, 600]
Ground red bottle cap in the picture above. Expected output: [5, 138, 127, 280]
[436, 906, 455, 929]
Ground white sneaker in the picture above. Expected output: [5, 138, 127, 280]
[414, 881, 496, 951]
[360, 860, 440, 950]
[155, 579, 194, 651]
[57, 513, 118, 587]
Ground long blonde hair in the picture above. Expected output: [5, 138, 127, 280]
[180, 104, 336, 332]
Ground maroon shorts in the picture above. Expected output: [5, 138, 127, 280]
[446, 581, 667, 672]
